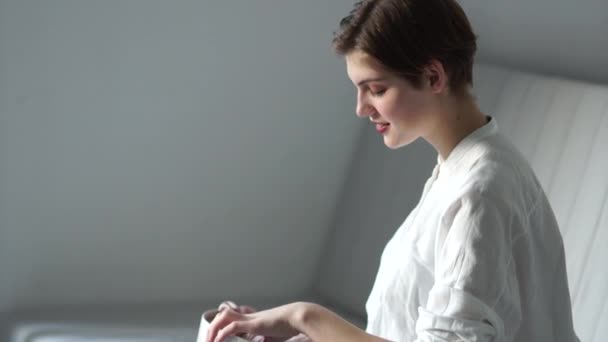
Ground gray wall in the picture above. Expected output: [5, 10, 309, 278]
[460, 0, 608, 84]
[2, 0, 607, 327]
[0, 0, 363, 312]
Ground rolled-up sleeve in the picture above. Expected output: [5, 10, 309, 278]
[414, 192, 522, 342]
[415, 285, 504, 341]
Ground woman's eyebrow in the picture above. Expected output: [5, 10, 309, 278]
[357, 77, 387, 86]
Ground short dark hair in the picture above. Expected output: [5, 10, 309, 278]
[333, 0, 477, 93]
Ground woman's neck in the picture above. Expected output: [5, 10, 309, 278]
[424, 93, 488, 161]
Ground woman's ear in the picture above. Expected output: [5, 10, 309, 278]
[424, 59, 448, 94]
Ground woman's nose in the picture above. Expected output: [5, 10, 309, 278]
[356, 93, 373, 118]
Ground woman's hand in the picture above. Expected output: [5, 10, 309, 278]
[214, 301, 264, 341]
[206, 302, 309, 342]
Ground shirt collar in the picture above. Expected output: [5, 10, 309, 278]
[437, 116, 498, 175]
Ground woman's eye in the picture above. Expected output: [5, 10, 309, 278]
[370, 88, 386, 96]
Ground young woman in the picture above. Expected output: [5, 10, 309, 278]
[206, 1, 580, 341]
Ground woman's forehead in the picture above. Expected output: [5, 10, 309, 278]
[345, 51, 390, 83]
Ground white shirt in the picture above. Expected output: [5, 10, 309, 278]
[365, 118, 579, 342]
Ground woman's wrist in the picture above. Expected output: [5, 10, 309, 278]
[289, 302, 350, 341]
[288, 302, 390, 342]
[288, 301, 319, 334]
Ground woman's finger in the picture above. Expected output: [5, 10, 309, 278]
[214, 321, 250, 342]
[206, 308, 240, 342]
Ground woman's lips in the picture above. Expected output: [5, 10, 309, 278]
[376, 123, 390, 133]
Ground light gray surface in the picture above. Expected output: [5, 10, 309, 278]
[0, 0, 363, 312]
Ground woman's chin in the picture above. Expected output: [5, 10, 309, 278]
[383, 135, 408, 149]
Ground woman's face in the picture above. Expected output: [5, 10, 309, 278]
[345, 50, 439, 149]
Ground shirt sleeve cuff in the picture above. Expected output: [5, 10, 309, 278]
[414, 284, 505, 341]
